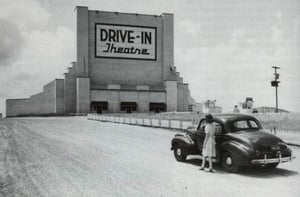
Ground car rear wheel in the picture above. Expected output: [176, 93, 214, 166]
[173, 145, 186, 162]
[265, 163, 279, 168]
[222, 151, 239, 173]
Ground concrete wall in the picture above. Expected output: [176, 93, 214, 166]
[76, 6, 89, 77]
[6, 99, 33, 117]
[177, 83, 190, 111]
[6, 79, 65, 117]
[76, 77, 90, 113]
[37, 80, 56, 114]
[162, 13, 177, 82]
[137, 92, 148, 113]
[64, 62, 77, 114]
[165, 81, 177, 111]
[55, 79, 65, 114]
[177, 83, 184, 111]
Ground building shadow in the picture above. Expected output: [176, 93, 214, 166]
[185, 158, 298, 178]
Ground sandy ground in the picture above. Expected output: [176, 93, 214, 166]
[0, 117, 299, 197]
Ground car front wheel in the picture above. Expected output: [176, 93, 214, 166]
[222, 151, 239, 173]
[173, 145, 186, 162]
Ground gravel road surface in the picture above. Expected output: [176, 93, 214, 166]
[0, 117, 299, 197]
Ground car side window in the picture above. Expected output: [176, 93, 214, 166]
[234, 120, 248, 129]
[198, 120, 223, 134]
[249, 120, 259, 128]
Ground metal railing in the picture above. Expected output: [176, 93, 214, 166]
[87, 113, 300, 148]
[87, 113, 193, 130]
[254, 113, 300, 148]
[267, 127, 300, 148]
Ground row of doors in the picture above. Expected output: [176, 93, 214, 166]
[90, 102, 166, 114]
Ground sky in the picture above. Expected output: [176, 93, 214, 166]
[0, 0, 299, 115]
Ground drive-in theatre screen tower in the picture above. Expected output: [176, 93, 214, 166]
[6, 6, 193, 116]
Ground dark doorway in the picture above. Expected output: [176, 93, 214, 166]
[90, 101, 108, 114]
[120, 102, 137, 113]
[149, 103, 166, 113]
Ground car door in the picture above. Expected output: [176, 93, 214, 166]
[196, 119, 206, 153]
[213, 121, 224, 159]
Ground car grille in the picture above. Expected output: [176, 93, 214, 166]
[257, 152, 277, 159]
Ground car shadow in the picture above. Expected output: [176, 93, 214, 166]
[185, 158, 298, 178]
[185, 158, 227, 175]
[237, 166, 298, 178]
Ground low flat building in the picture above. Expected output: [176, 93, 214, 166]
[252, 107, 289, 113]
[202, 100, 222, 113]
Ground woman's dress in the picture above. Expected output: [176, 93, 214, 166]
[202, 123, 216, 157]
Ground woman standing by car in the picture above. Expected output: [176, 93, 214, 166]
[199, 114, 216, 172]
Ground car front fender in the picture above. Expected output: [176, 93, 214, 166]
[171, 134, 194, 150]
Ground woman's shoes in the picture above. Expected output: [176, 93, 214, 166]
[207, 168, 216, 173]
[199, 167, 216, 172]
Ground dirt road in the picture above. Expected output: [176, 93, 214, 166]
[0, 117, 299, 197]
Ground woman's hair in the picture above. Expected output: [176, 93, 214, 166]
[205, 114, 214, 123]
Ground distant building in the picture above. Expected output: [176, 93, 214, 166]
[232, 105, 240, 113]
[238, 97, 254, 113]
[188, 100, 222, 113]
[252, 107, 289, 113]
[202, 100, 222, 113]
[236, 97, 289, 114]
[189, 102, 203, 113]
[239, 97, 254, 109]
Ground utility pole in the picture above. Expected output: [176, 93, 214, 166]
[271, 66, 280, 113]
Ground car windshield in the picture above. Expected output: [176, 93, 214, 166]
[231, 119, 260, 132]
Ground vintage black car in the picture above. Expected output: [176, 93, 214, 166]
[171, 114, 295, 172]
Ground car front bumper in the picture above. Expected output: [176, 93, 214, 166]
[251, 153, 296, 165]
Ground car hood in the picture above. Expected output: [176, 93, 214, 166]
[228, 129, 283, 148]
